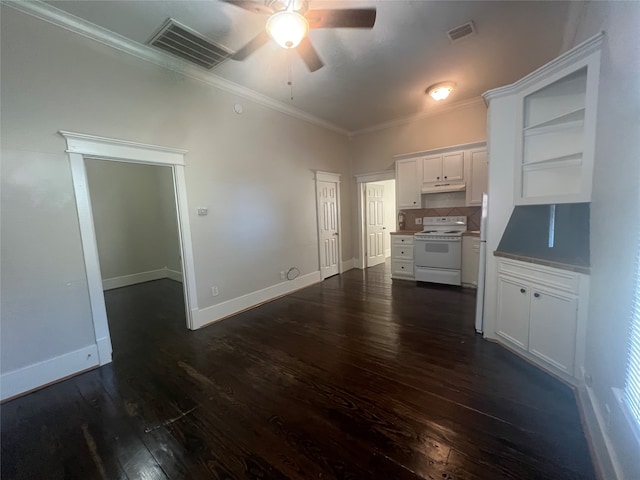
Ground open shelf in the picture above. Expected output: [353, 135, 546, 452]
[522, 152, 583, 170]
[524, 108, 585, 133]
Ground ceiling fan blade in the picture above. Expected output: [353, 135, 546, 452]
[297, 37, 324, 72]
[304, 8, 376, 29]
[231, 30, 271, 60]
[220, 0, 273, 15]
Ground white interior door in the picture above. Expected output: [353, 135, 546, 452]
[317, 180, 340, 279]
[366, 183, 386, 267]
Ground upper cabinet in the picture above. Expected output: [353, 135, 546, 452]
[396, 158, 422, 209]
[484, 33, 602, 205]
[395, 142, 486, 210]
[422, 152, 464, 183]
[465, 149, 488, 206]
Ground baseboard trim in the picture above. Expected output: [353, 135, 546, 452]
[0, 344, 99, 401]
[166, 268, 183, 282]
[193, 271, 322, 329]
[103, 268, 182, 290]
[102, 269, 166, 290]
[577, 382, 624, 480]
[341, 258, 356, 272]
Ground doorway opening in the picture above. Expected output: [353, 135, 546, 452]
[355, 171, 396, 270]
[61, 131, 198, 368]
[84, 160, 185, 355]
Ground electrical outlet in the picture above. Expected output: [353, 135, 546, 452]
[280, 271, 286, 280]
[415, 218, 423, 225]
[211, 286, 219, 297]
[197, 207, 208, 216]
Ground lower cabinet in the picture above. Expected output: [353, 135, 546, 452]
[495, 258, 586, 379]
[461, 236, 480, 287]
[391, 235, 414, 280]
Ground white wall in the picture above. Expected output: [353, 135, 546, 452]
[568, 2, 640, 478]
[349, 102, 488, 176]
[0, 7, 352, 383]
[86, 160, 182, 285]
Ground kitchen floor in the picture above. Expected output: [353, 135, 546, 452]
[1, 263, 595, 479]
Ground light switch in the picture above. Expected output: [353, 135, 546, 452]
[197, 207, 208, 216]
[415, 218, 422, 225]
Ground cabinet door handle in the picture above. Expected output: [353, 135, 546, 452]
[437, 176, 440, 180]
[413, 201, 417, 204]
[520, 288, 526, 294]
[401, 251, 405, 254]
[534, 292, 540, 298]
[401, 266, 405, 270]
[444, 176, 448, 179]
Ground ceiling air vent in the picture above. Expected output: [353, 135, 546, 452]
[447, 21, 476, 43]
[148, 18, 231, 69]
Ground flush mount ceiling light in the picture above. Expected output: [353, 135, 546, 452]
[427, 82, 456, 101]
[266, 9, 309, 49]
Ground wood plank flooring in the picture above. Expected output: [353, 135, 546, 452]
[1, 263, 596, 479]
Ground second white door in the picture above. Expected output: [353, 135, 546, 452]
[366, 183, 386, 267]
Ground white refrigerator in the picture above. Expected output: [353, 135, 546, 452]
[475, 193, 488, 333]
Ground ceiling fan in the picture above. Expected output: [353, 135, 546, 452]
[222, 0, 377, 72]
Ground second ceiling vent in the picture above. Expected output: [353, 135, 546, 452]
[148, 18, 231, 70]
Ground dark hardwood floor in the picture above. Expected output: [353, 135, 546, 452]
[1, 262, 596, 479]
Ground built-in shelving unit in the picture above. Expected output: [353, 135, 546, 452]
[519, 67, 591, 202]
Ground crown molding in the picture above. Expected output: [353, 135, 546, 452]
[3, 0, 350, 136]
[348, 97, 486, 138]
[483, 31, 604, 102]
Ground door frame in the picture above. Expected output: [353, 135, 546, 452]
[355, 170, 395, 269]
[60, 131, 198, 366]
[314, 171, 342, 279]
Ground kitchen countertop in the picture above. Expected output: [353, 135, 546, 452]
[391, 230, 481, 236]
[494, 250, 591, 275]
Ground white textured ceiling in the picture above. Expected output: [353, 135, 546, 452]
[46, 0, 572, 132]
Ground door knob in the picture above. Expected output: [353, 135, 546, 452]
[333, 233, 339, 236]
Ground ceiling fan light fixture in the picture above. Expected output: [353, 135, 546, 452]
[266, 10, 309, 49]
[427, 82, 456, 101]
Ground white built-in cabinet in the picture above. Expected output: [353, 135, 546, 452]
[391, 235, 414, 280]
[495, 258, 588, 381]
[396, 158, 421, 209]
[395, 142, 487, 209]
[484, 35, 601, 205]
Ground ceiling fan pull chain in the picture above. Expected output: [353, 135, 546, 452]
[288, 52, 294, 101]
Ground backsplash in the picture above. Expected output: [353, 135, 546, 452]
[400, 207, 481, 231]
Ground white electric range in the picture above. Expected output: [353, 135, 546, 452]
[414, 216, 467, 286]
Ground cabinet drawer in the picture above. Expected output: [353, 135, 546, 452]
[392, 245, 413, 260]
[498, 258, 579, 294]
[391, 259, 414, 278]
[392, 235, 414, 246]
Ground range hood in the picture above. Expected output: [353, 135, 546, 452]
[420, 181, 466, 194]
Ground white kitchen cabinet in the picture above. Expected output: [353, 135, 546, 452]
[396, 158, 422, 209]
[495, 258, 587, 380]
[391, 235, 414, 280]
[422, 152, 464, 183]
[529, 288, 578, 374]
[465, 149, 488, 206]
[496, 275, 531, 350]
[461, 236, 480, 287]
